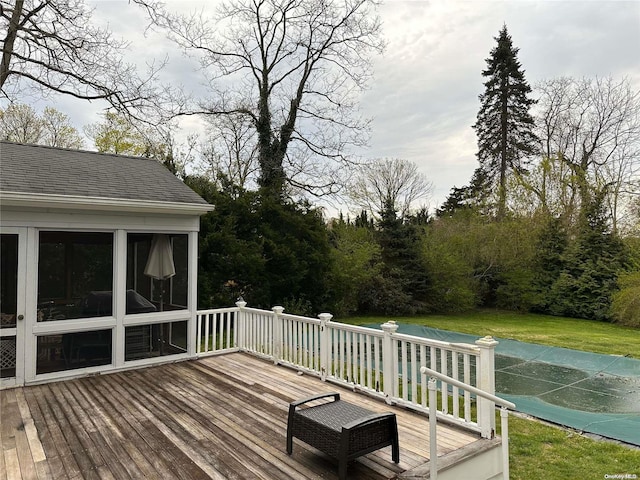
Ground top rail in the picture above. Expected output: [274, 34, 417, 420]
[197, 306, 240, 315]
[242, 306, 275, 315]
[326, 321, 386, 338]
[393, 331, 480, 355]
[420, 366, 515, 409]
[280, 312, 321, 324]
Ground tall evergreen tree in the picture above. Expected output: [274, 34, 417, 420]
[473, 25, 538, 219]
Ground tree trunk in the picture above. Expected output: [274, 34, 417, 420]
[498, 79, 509, 219]
[0, 0, 25, 89]
[256, 81, 286, 198]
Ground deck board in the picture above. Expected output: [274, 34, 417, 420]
[1, 352, 479, 479]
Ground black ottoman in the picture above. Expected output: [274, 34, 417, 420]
[286, 392, 399, 479]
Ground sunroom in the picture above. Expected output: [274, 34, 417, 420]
[0, 141, 213, 387]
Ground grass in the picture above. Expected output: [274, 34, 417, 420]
[343, 309, 640, 358]
[343, 310, 640, 479]
[508, 416, 639, 480]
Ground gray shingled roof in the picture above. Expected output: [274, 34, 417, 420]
[0, 141, 209, 206]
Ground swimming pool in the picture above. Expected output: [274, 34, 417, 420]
[365, 323, 640, 445]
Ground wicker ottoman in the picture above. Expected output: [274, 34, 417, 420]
[286, 392, 399, 480]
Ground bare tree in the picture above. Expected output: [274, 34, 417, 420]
[598, 132, 640, 234]
[532, 76, 640, 230]
[144, 131, 198, 179]
[527, 77, 579, 218]
[0, 103, 83, 147]
[348, 158, 433, 220]
[200, 113, 259, 190]
[135, 0, 384, 199]
[1, 0, 164, 117]
[630, 197, 640, 236]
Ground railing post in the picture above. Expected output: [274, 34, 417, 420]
[428, 377, 439, 480]
[196, 311, 202, 354]
[500, 407, 510, 479]
[235, 298, 247, 350]
[318, 313, 332, 381]
[381, 320, 398, 403]
[476, 335, 498, 438]
[272, 306, 284, 364]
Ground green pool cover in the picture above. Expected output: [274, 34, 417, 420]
[366, 324, 640, 446]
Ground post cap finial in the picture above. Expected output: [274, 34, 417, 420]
[381, 320, 399, 332]
[475, 335, 499, 347]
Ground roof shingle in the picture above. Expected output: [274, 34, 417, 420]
[0, 141, 209, 206]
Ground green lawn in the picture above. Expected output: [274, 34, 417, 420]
[508, 416, 639, 480]
[343, 309, 640, 358]
[343, 310, 640, 480]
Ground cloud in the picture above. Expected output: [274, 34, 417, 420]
[11, 0, 639, 211]
[355, 0, 640, 209]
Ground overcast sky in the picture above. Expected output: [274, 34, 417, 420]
[27, 0, 640, 211]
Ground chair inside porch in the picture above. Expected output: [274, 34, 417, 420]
[1, 352, 483, 480]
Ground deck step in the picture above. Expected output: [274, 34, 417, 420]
[399, 437, 504, 480]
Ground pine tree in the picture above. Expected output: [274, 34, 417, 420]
[548, 192, 627, 321]
[473, 25, 538, 219]
[531, 216, 568, 312]
[375, 200, 430, 313]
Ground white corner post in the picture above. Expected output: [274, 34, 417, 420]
[318, 313, 332, 381]
[235, 299, 247, 350]
[476, 335, 498, 438]
[381, 321, 399, 403]
[272, 306, 284, 364]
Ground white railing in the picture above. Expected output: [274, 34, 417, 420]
[421, 366, 515, 480]
[196, 307, 239, 354]
[196, 301, 502, 439]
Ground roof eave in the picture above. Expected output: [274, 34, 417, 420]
[0, 191, 214, 216]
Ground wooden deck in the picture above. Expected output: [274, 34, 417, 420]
[1, 352, 480, 480]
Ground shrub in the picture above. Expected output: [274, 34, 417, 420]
[611, 271, 640, 327]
